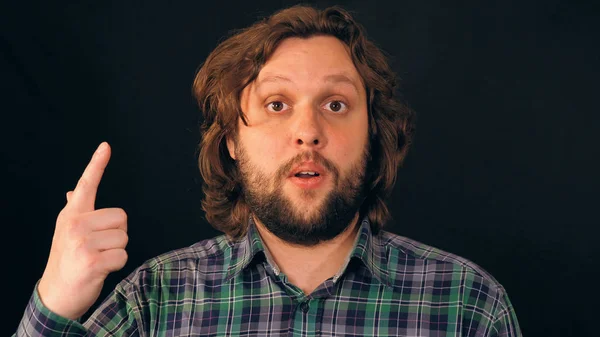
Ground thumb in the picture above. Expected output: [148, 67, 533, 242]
[66, 191, 74, 203]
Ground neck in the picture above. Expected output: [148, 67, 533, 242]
[253, 213, 361, 295]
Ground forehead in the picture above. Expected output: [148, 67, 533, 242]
[255, 35, 365, 89]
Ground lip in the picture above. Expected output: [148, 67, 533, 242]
[287, 161, 327, 190]
[288, 161, 326, 178]
[288, 175, 325, 189]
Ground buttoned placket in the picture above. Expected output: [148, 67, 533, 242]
[259, 240, 359, 336]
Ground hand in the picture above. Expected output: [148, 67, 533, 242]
[37, 142, 128, 320]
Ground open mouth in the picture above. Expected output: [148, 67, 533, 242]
[294, 171, 321, 178]
[288, 162, 326, 189]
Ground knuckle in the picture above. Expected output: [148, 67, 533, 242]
[120, 232, 129, 247]
[117, 208, 128, 222]
[56, 210, 69, 225]
[65, 216, 84, 234]
[110, 208, 127, 222]
[108, 250, 128, 271]
[77, 177, 89, 190]
[80, 251, 99, 269]
[119, 249, 128, 261]
[69, 213, 85, 227]
[118, 250, 129, 266]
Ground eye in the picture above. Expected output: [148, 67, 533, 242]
[266, 101, 290, 113]
[323, 100, 348, 113]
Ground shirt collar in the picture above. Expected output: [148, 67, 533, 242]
[224, 217, 266, 282]
[345, 217, 392, 287]
[225, 216, 392, 288]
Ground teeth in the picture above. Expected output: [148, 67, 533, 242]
[299, 171, 317, 175]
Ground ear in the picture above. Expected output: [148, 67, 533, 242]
[226, 135, 237, 160]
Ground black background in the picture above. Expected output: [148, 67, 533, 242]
[3, 0, 599, 336]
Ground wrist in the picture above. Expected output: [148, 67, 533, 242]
[37, 277, 80, 320]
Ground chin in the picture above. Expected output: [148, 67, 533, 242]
[296, 208, 324, 223]
[287, 190, 328, 208]
[285, 182, 331, 199]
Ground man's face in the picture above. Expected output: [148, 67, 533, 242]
[227, 35, 370, 245]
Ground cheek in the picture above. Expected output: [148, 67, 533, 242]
[332, 135, 360, 166]
[241, 128, 287, 172]
[331, 123, 368, 163]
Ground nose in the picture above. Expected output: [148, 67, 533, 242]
[291, 104, 327, 149]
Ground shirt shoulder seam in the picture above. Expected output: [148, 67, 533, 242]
[378, 230, 504, 289]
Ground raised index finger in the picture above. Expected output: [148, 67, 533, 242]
[69, 142, 111, 213]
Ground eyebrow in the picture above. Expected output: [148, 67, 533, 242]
[256, 72, 361, 94]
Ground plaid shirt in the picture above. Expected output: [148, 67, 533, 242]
[15, 217, 521, 336]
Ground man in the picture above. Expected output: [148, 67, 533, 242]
[15, 5, 522, 337]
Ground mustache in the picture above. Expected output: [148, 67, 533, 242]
[275, 151, 339, 181]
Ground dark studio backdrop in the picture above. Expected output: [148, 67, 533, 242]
[2, 0, 598, 336]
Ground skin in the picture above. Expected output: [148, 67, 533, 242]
[38, 142, 129, 319]
[36, 35, 370, 317]
[226, 35, 370, 294]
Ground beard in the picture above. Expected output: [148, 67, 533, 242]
[236, 143, 369, 246]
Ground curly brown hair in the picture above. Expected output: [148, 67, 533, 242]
[193, 5, 416, 240]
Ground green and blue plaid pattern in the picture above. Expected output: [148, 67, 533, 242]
[15, 217, 521, 336]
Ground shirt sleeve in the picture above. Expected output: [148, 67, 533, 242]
[488, 290, 522, 337]
[13, 279, 140, 337]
